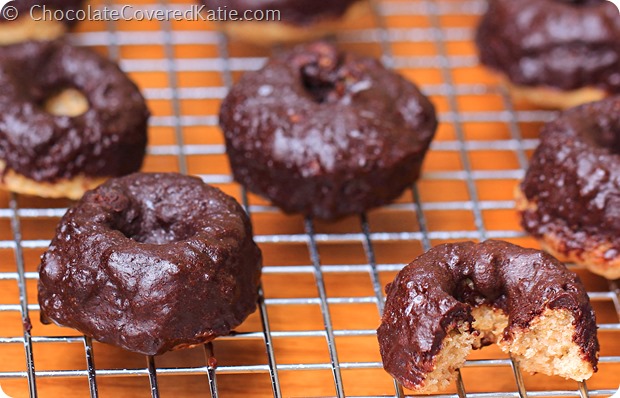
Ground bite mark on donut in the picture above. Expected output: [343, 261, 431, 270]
[475, 304, 599, 379]
[413, 322, 475, 394]
[411, 306, 595, 393]
[502, 308, 596, 381]
[377, 241, 599, 393]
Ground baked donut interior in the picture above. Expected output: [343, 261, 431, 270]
[402, 298, 594, 393]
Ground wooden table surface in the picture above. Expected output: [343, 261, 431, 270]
[0, 0, 619, 397]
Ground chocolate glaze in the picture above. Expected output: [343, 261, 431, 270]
[476, 0, 620, 92]
[202, 0, 363, 26]
[220, 42, 437, 220]
[521, 96, 620, 257]
[38, 173, 262, 356]
[0, 40, 149, 183]
[377, 240, 599, 390]
[0, 0, 84, 25]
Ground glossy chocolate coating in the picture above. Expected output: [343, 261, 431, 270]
[202, 0, 363, 25]
[476, 0, 620, 92]
[220, 42, 437, 220]
[0, 40, 149, 183]
[0, 0, 84, 25]
[38, 173, 262, 356]
[377, 240, 599, 390]
[521, 96, 620, 257]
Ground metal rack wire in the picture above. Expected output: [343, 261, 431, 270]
[0, 0, 619, 397]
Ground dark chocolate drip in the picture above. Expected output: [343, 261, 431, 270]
[38, 173, 263, 356]
[377, 240, 599, 390]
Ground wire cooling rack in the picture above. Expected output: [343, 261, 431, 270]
[0, 0, 619, 397]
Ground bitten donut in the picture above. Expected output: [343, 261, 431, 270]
[202, 0, 370, 46]
[377, 240, 599, 393]
[0, 0, 84, 45]
[517, 96, 620, 280]
[220, 42, 437, 220]
[0, 40, 149, 200]
[38, 173, 262, 356]
[476, 0, 620, 109]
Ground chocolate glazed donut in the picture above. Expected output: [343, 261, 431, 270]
[220, 42, 437, 220]
[0, 0, 85, 44]
[517, 96, 620, 280]
[377, 241, 599, 393]
[0, 40, 149, 199]
[38, 173, 262, 356]
[476, 0, 620, 108]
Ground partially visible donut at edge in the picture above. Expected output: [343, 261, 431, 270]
[517, 96, 620, 280]
[476, 0, 620, 109]
[38, 172, 263, 356]
[0, 0, 85, 45]
[219, 41, 437, 220]
[0, 40, 149, 200]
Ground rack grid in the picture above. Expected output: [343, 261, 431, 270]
[0, 0, 619, 397]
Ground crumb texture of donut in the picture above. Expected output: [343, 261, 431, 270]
[38, 173, 263, 356]
[519, 96, 620, 279]
[406, 322, 475, 393]
[377, 240, 599, 393]
[505, 308, 594, 381]
[220, 41, 437, 219]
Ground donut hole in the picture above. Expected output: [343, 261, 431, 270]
[43, 88, 89, 117]
[118, 218, 198, 245]
[131, 225, 195, 245]
[582, 125, 620, 155]
[106, 200, 198, 245]
[595, 129, 620, 155]
[99, 185, 200, 245]
[300, 63, 342, 104]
